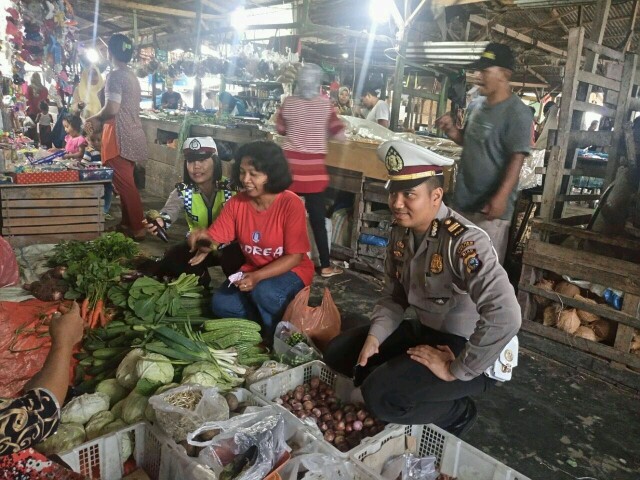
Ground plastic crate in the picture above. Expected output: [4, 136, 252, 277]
[351, 424, 532, 480]
[249, 360, 393, 458]
[58, 422, 164, 480]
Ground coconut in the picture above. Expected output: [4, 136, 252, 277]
[556, 309, 580, 334]
[574, 326, 599, 342]
[554, 281, 581, 298]
[592, 319, 615, 342]
[533, 278, 555, 306]
[574, 295, 600, 324]
[630, 338, 640, 352]
[543, 305, 560, 327]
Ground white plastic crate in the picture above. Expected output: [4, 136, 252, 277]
[249, 360, 393, 458]
[58, 422, 164, 480]
[351, 424, 532, 480]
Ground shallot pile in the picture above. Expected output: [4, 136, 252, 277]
[275, 376, 385, 452]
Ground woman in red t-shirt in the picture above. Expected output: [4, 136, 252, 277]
[188, 141, 314, 341]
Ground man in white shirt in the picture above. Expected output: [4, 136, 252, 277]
[362, 86, 390, 128]
[203, 91, 217, 110]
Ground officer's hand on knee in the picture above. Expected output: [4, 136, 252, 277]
[407, 344, 456, 382]
[357, 335, 380, 367]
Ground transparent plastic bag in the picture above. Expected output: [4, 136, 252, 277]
[280, 453, 358, 480]
[402, 453, 438, 480]
[273, 321, 322, 367]
[245, 360, 290, 387]
[518, 148, 545, 191]
[194, 411, 288, 480]
[148, 384, 229, 442]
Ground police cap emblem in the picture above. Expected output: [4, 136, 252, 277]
[189, 139, 201, 151]
[385, 146, 404, 173]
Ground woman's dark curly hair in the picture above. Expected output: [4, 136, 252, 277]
[63, 113, 83, 133]
[232, 141, 292, 194]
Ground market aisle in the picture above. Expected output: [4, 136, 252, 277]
[129, 189, 639, 480]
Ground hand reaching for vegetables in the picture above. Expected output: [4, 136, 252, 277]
[357, 335, 380, 367]
[407, 344, 456, 382]
[52, 302, 84, 348]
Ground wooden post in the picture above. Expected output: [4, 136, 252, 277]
[572, 0, 611, 130]
[540, 28, 584, 220]
[605, 52, 638, 185]
[390, 34, 407, 132]
[436, 74, 449, 124]
[192, 0, 204, 110]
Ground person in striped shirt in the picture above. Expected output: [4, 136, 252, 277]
[276, 64, 346, 278]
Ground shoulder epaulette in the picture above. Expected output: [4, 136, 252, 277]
[443, 217, 468, 238]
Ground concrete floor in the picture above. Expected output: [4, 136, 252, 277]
[109, 191, 640, 480]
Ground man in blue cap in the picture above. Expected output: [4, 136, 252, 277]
[437, 42, 533, 263]
[324, 140, 521, 436]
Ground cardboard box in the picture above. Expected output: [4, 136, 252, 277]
[9, 170, 80, 184]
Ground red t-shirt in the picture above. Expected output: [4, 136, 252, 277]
[208, 190, 315, 286]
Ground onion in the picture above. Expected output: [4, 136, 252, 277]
[574, 326, 599, 342]
[312, 407, 322, 417]
[319, 407, 330, 415]
[344, 412, 356, 423]
[554, 281, 580, 298]
[345, 424, 353, 433]
[336, 421, 346, 431]
[309, 389, 318, 398]
[333, 410, 343, 421]
[356, 409, 367, 421]
[343, 405, 355, 413]
[543, 305, 560, 327]
[324, 431, 335, 442]
[294, 385, 305, 394]
[325, 388, 334, 396]
[575, 295, 600, 323]
[352, 420, 363, 431]
[303, 400, 314, 411]
[533, 278, 555, 306]
[556, 309, 580, 334]
[292, 401, 303, 411]
[363, 417, 375, 428]
[334, 435, 346, 445]
[320, 422, 329, 432]
[322, 413, 332, 422]
[310, 377, 320, 389]
[302, 394, 312, 402]
[592, 319, 615, 341]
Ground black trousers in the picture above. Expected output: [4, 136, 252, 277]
[301, 192, 330, 268]
[323, 321, 495, 427]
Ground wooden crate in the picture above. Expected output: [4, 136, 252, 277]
[353, 181, 392, 276]
[0, 182, 105, 247]
[518, 220, 640, 390]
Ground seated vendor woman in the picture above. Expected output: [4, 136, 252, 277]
[143, 137, 239, 286]
[188, 140, 315, 341]
[0, 302, 83, 474]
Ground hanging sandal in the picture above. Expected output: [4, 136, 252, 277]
[320, 266, 344, 278]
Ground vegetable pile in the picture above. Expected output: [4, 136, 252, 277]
[275, 377, 385, 452]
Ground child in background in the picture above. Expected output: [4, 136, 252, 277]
[85, 131, 114, 221]
[50, 114, 86, 160]
[35, 101, 53, 148]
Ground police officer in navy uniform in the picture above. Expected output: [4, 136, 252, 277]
[324, 140, 521, 436]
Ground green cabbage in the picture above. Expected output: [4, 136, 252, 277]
[121, 391, 149, 424]
[85, 411, 115, 440]
[144, 402, 156, 423]
[61, 393, 110, 425]
[100, 418, 127, 436]
[135, 352, 174, 385]
[181, 361, 220, 380]
[95, 379, 129, 407]
[111, 398, 125, 419]
[119, 431, 133, 460]
[181, 371, 219, 387]
[116, 348, 145, 389]
[35, 423, 85, 455]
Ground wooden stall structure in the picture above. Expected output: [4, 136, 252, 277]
[540, 26, 638, 222]
[518, 221, 640, 391]
[0, 182, 105, 247]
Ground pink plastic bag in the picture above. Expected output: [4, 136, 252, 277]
[0, 236, 19, 288]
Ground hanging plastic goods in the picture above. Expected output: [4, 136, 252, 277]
[562, 276, 624, 310]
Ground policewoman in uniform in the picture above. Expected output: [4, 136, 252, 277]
[142, 137, 240, 284]
[324, 140, 521, 436]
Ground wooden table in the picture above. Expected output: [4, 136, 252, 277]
[0, 181, 106, 247]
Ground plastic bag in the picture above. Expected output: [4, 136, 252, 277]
[0, 236, 19, 288]
[245, 360, 290, 387]
[280, 453, 359, 480]
[148, 384, 229, 442]
[282, 287, 341, 351]
[273, 322, 322, 366]
[402, 453, 438, 480]
[194, 410, 288, 480]
[518, 148, 545, 191]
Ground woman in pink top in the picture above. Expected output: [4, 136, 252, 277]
[188, 141, 314, 343]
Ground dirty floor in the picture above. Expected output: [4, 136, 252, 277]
[109, 191, 639, 480]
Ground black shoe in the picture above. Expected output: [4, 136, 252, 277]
[444, 397, 477, 438]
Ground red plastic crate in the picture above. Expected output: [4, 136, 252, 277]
[9, 170, 80, 184]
